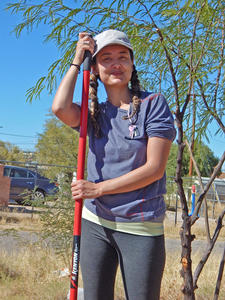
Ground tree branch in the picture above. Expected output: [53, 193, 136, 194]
[181, 2, 206, 119]
[191, 151, 225, 225]
[193, 208, 225, 289]
[194, 4, 219, 72]
[213, 243, 225, 300]
[213, 12, 225, 111]
[136, 0, 179, 108]
[197, 80, 225, 134]
[190, 1, 206, 71]
[185, 140, 211, 243]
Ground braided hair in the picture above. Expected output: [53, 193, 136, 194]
[122, 65, 141, 121]
[89, 73, 101, 138]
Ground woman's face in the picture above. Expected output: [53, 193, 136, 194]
[93, 44, 133, 89]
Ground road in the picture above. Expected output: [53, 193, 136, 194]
[0, 229, 224, 255]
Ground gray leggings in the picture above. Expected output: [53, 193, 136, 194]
[80, 218, 165, 300]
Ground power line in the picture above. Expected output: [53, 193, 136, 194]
[0, 132, 37, 138]
[0, 143, 36, 146]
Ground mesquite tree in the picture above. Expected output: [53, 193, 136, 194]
[6, 0, 225, 299]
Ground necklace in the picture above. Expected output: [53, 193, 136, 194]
[127, 103, 139, 139]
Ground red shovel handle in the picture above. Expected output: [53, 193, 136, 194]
[70, 50, 92, 300]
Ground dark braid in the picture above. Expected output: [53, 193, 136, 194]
[89, 73, 101, 137]
[123, 64, 142, 121]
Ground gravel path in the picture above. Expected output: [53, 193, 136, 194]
[0, 205, 224, 254]
[0, 230, 224, 255]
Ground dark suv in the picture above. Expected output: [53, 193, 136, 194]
[4, 165, 58, 204]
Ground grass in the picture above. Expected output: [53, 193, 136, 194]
[161, 250, 225, 300]
[0, 207, 224, 299]
[115, 249, 225, 300]
[0, 207, 41, 232]
[0, 246, 224, 300]
[164, 209, 225, 241]
[0, 247, 69, 300]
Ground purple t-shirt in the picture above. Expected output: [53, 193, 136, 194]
[83, 92, 176, 222]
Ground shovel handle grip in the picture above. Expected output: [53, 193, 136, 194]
[83, 50, 92, 71]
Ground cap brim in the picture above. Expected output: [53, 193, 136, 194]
[93, 41, 133, 58]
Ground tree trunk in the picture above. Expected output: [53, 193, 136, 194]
[175, 114, 196, 299]
[180, 215, 196, 300]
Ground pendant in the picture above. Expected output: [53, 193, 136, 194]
[128, 125, 139, 138]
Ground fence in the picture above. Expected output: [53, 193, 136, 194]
[0, 160, 75, 206]
[165, 176, 225, 220]
[1, 160, 225, 219]
[0, 160, 75, 179]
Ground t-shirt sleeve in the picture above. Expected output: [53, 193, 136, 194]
[145, 93, 176, 141]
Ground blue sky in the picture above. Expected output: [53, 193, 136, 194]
[1, 1, 224, 170]
[1, 1, 59, 150]
[0, 1, 102, 152]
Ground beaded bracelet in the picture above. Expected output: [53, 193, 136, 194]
[70, 63, 80, 72]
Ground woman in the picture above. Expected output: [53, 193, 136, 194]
[52, 29, 176, 300]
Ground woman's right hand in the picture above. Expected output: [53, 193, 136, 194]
[71, 179, 103, 200]
[72, 32, 95, 66]
[52, 32, 95, 128]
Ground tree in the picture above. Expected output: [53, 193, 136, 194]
[191, 142, 220, 177]
[0, 140, 24, 162]
[35, 115, 81, 261]
[167, 142, 219, 178]
[35, 114, 80, 179]
[6, 1, 225, 299]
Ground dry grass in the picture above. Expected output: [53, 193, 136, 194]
[164, 210, 225, 241]
[1, 246, 224, 300]
[0, 247, 69, 300]
[114, 250, 225, 300]
[0, 207, 224, 299]
[0, 207, 42, 232]
[161, 250, 225, 300]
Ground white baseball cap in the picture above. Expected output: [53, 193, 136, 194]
[93, 29, 133, 58]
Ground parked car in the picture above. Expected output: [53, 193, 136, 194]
[3, 165, 58, 205]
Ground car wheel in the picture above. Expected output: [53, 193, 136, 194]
[33, 189, 45, 202]
[15, 199, 24, 205]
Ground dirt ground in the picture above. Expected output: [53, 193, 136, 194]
[0, 204, 224, 255]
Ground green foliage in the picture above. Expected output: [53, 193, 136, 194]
[192, 141, 220, 176]
[0, 140, 24, 162]
[35, 114, 80, 179]
[5, 0, 225, 142]
[40, 174, 74, 257]
[30, 114, 85, 255]
[166, 142, 219, 178]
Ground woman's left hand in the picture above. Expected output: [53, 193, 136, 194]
[71, 180, 102, 200]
